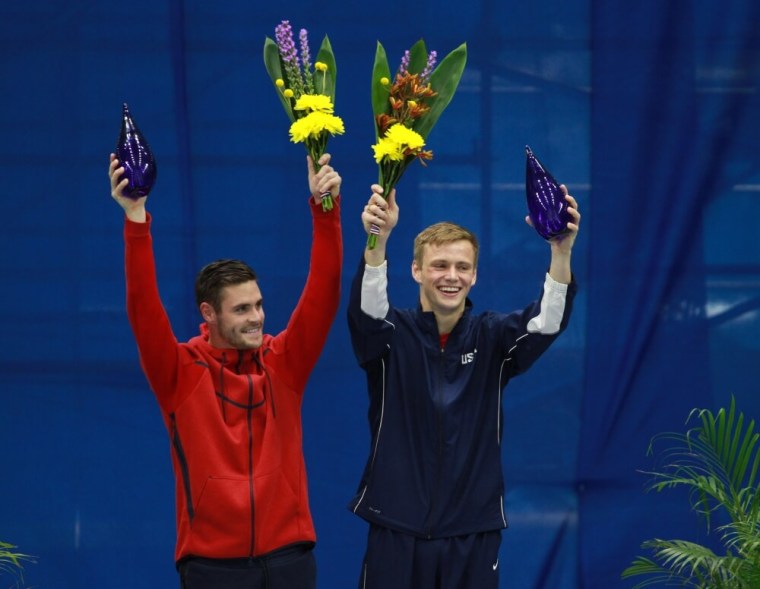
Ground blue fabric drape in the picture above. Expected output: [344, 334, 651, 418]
[0, 2, 757, 588]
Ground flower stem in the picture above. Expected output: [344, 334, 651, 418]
[310, 145, 334, 212]
[365, 177, 393, 250]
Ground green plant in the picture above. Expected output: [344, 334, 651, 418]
[622, 396, 760, 588]
[0, 541, 34, 587]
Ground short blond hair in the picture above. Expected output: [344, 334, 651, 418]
[413, 222, 479, 267]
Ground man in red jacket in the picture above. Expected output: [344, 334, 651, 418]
[108, 153, 343, 589]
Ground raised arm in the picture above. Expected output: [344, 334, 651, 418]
[362, 185, 398, 267]
[346, 185, 400, 365]
[308, 152, 342, 205]
[501, 186, 580, 374]
[109, 154, 147, 223]
[109, 153, 180, 411]
[275, 154, 343, 390]
[525, 185, 580, 284]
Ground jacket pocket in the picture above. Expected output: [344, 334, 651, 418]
[189, 476, 251, 556]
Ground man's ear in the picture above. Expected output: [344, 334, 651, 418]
[471, 268, 477, 287]
[199, 301, 216, 323]
[411, 260, 422, 284]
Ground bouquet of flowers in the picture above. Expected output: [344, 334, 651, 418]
[264, 20, 344, 211]
[367, 39, 467, 248]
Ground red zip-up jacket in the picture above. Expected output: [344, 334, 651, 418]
[123, 196, 342, 563]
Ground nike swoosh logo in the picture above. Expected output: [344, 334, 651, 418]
[493, 558, 499, 571]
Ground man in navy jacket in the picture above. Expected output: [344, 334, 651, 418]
[347, 183, 580, 589]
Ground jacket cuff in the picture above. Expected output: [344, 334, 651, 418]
[125, 212, 152, 237]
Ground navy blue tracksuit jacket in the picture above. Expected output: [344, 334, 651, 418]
[347, 259, 577, 539]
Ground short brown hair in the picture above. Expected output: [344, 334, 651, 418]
[195, 259, 257, 311]
[413, 222, 479, 267]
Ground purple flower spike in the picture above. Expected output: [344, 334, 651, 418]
[275, 20, 303, 95]
[299, 29, 311, 69]
[399, 50, 411, 76]
[421, 50, 437, 83]
[299, 28, 314, 93]
[275, 20, 298, 67]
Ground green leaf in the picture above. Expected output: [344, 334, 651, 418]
[736, 418, 758, 487]
[0, 541, 35, 580]
[315, 35, 337, 102]
[407, 39, 428, 74]
[627, 399, 760, 588]
[748, 442, 760, 502]
[414, 43, 467, 140]
[700, 406, 717, 448]
[263, 36, 295, 122]
[717, 405, 729, 465]
[728, 411, 743, 482]
[621, 556, 666, 578]
[371, 41, 392, 136]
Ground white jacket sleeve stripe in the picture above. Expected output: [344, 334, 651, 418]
[361, 261, 390, 319]
[527, 273, 568, 335]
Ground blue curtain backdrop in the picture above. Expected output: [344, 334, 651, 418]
[1, 1, 758, 588]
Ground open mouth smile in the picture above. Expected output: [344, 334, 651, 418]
[437, 285, 461, 295]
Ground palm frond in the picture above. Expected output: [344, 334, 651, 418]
[0, 541, 35, 584]
[622, 555, 699, 587]
[622, 397, 760, 587]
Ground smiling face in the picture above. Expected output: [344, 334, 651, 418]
[201, 280, 265, 350]
[412, 239, 477, 321]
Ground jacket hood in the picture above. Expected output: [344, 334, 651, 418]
[192, 322, 266, 371]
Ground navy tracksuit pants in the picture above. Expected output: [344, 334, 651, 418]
[358, 524, 502, 589]
[178, 544, 315, 589]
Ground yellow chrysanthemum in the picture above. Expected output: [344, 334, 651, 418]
[289, 112, 345, 143]
[315, 61, 328, 72]
[283, 89, 294, 98]
[380, 77, 390, 86]
[275, 79, 285, 87]
[371, 136, 405, 163]
[384, 124, 425, 150]
[294, 94, 334, 114]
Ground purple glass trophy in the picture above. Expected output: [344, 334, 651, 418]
[525, 145, 571, 240]
[115, 103, 157, 199]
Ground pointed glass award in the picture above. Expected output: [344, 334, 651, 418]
[115, 103, 157, 199]
[525, 145, 571, 240]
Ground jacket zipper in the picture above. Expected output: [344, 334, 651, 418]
[246, 372, 256, 556]
[424, 344, 446, 538]
[232, 351, 259, 557]
[170, 413, 194, 522]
